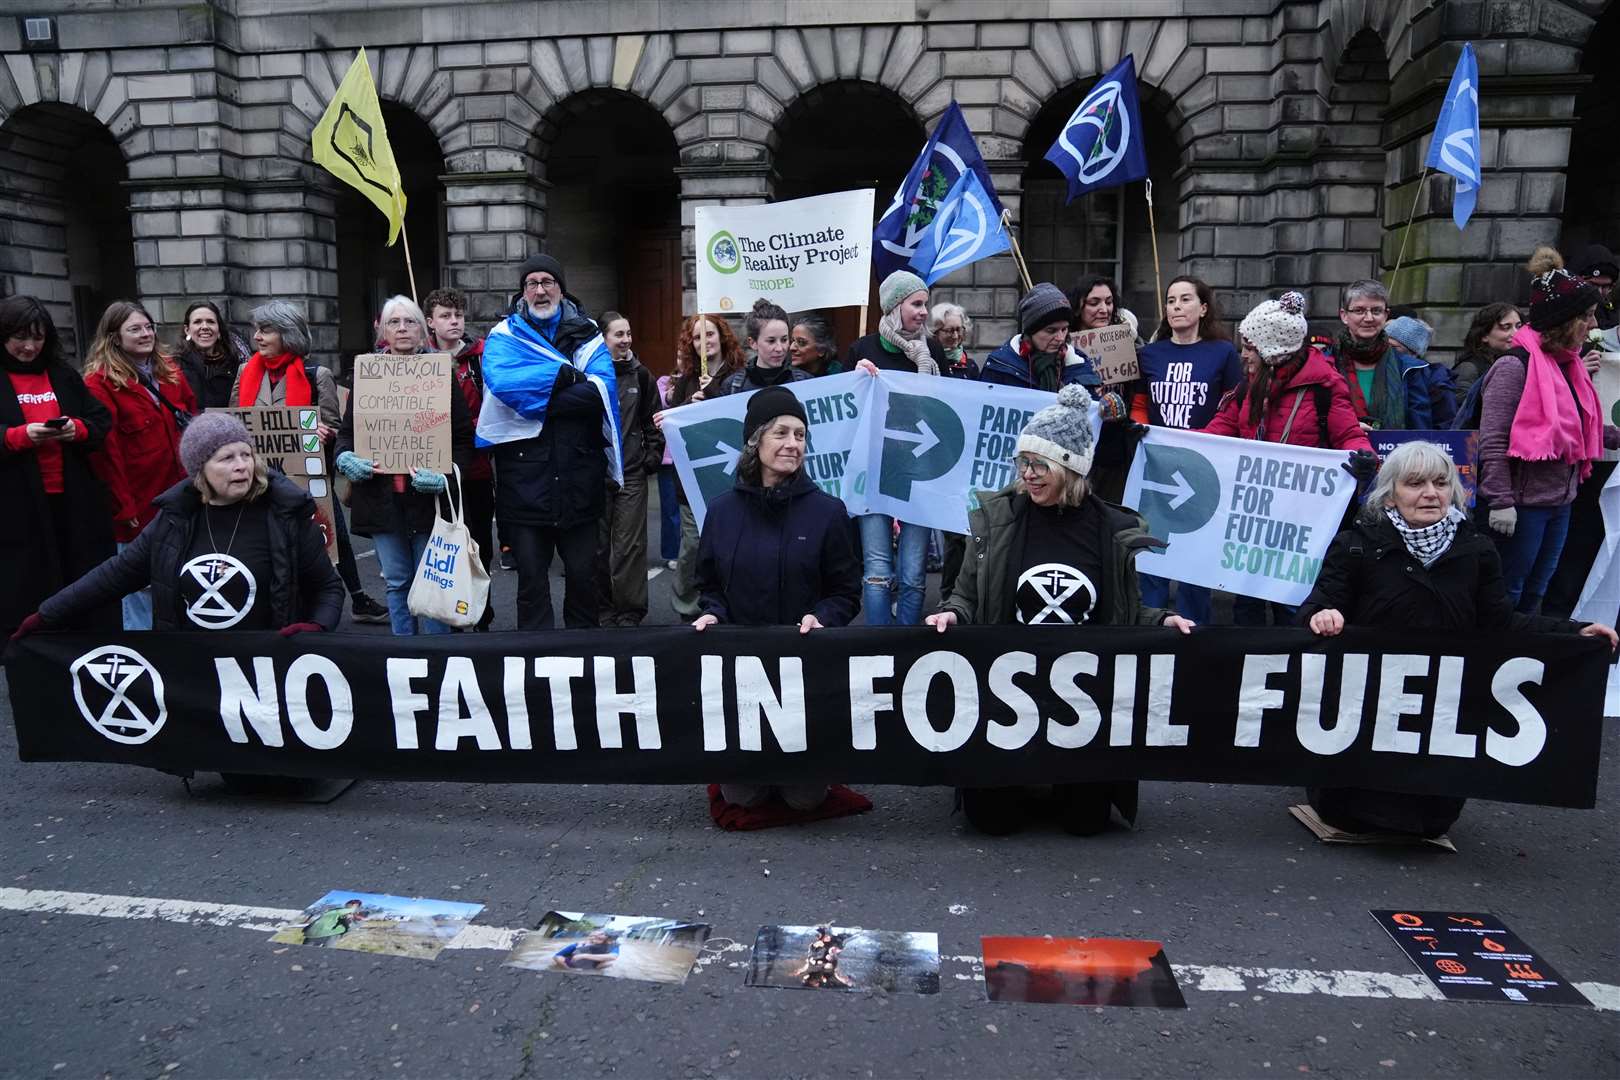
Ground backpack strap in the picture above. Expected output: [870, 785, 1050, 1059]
[1276, 389, 1308, 442]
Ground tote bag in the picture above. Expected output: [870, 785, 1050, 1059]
[406, 465, 490, 628]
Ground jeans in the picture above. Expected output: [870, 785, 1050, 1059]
[1497, 503, 1573, 612]
[507, 520, 598, 630]
[1139, 574, 1212, 624]
[657, 465, 681, 562]
[857, 513, 928, 625]
[118, 542, 153, 630]
[370, 528, 452, 636]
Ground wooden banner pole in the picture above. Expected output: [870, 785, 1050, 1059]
[1386, 164, 1432, 300]
[858, 303, 869, 337]
[1145, 179, 1164, 328]
[400, 224, 419, 303]
[1001, 208, 1034, 293]
[698, 314, 709, 381]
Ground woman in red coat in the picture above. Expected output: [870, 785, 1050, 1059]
[1200, 291, 1377, 625]
[83, 299, 197, 629]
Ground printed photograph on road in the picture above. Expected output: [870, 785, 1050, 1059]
[745, 925, 940, 994]
[269, 890, 484, 960]
[504, 911, 712, 985]
[981, 936, 1187, 1008]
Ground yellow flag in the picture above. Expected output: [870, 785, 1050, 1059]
[311, 48, 407, 245]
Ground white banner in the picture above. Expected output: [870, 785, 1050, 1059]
[1574, 464, 1620, 715]
[694, 189, 874, 314]
[1123, 427, 1355, 604]
[662, 371, 1101, 534]
[843, 371, 1099, 533]
[662, 373, 874, 531]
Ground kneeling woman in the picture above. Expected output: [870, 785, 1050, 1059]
[693, 386, 861, 812]
[1300, 441, 1615, 837]
[925, 385, 1195, 835]
[20, 412, 344, 635]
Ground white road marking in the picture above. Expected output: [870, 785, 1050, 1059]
[647, 567, 663, 580]
[2, 888, 1613, 1010]
[356, 549, 376, 561]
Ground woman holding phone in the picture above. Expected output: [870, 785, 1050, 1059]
[0, 296, 117, 636]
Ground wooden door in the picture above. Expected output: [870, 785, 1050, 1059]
[620, 229, 682, 377]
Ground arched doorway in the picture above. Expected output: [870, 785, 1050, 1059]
[0, 103, 135, 361]
[1562, 4, 1620, 262]
[333, 103, 445, 359]
[771, 80, 923, 349]
[537, 90, 680, 373]
[1019, 81, 1180, 332]
[1321, 29, 1390, 303]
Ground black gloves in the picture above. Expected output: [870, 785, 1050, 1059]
[1343, 450, 1378, 482]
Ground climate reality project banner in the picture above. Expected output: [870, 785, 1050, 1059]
[1124, 428, 1355, 605]
[695, 190, 874, 314]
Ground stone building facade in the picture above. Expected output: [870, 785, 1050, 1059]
[0, 0, 1612, 371]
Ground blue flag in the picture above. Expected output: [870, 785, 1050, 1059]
[906, 167, 1011, 286]
[873, 102, 1004, 281]
[1424, 43, 1481, 230]
[1044, 54, 1149, 202]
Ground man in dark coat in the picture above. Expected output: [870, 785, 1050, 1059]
[477, 254, 621, 630]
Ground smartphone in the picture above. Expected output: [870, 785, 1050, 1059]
[44, 417, 70, 429]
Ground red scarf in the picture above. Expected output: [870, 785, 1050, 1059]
[237, 351, 312, 407]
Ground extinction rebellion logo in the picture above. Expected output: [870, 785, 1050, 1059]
[1054, 76, 1133, 186]
[69, 645, 167, 745]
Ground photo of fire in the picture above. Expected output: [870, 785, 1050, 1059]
[980, 936, 1187, 1009]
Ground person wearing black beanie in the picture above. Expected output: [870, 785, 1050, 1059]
[691, 382, 860, 819]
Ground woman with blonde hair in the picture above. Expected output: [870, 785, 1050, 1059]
[335, 295, 473, 636]
[83, 299, 198, 628]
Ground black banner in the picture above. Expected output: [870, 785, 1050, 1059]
[4, 626, 1607, 808]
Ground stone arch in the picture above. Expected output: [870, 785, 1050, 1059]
[1320, 0, 1409, 86]
[0, 101, 135, 359]
[1018, 78, 1187, 326]
[326, 99, 447, 356]
[1562, 0, 1620, 260]
[534, 88, 682, 370]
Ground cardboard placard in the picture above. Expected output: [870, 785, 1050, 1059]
[1072, 324, 1139, 384]
[210, 405, 338, 564]
[1371, 910, 1592, 1007]
[351, 353, 452, 474]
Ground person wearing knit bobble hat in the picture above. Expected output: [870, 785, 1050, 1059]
[14, 411, 344, 639]
[979, 282, 1104, 392]
[1476, 246, 1620, 614]
[926, 384, 1195, 837]
[845, 270, 946, 625]
[1201, 291, 1377, 627]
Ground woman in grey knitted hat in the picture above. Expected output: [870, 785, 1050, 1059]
[19, 410, 344, 637]
[926, 384, 1194, 837]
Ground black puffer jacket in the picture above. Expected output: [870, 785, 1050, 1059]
[40, 474, 345, 630]
[1298, 512, 1581, 634]
[696, 470, 860, 627]
[491, 301, 612, 530]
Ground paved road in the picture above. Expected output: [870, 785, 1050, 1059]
[4, 496, 1618, 1078]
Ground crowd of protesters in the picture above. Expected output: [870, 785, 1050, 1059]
[7, 238, 1619, 834]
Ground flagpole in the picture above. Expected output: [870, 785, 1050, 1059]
[1386, 165, 1431, 299]
[1144, 179, 1164, 327]
[1000, 209, 1033, 292]
[400, 225, 419, 304]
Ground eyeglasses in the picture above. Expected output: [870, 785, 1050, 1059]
[523, 277, 559, 292]
[1014, 455, 1051, 478]
[1345, 306, 1387, 318]
[382, 318, 419, 329]
[935, 326, 964, 338]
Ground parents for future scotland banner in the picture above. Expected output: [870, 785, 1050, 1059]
[695, 190, 874, 315]
[7, 626, 1606, 808]
[1124, 428, 1355, 605]
[661, 372, 1095, 533]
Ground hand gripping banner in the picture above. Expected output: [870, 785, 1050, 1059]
[7, 626, 1607, 808]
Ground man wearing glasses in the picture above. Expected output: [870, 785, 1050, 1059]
[1326, 278, 1435, 432]
[476, 254, 621, 630]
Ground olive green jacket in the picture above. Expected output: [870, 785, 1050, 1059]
[940, 484, 1169, 628]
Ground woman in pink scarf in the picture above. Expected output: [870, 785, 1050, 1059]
[1477, 247, 1616, 612]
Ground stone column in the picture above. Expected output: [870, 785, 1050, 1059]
[441, 171, 548, 329]
[675, 163, 771, 318]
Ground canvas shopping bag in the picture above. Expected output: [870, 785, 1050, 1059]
[406, 465, 490, 628]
